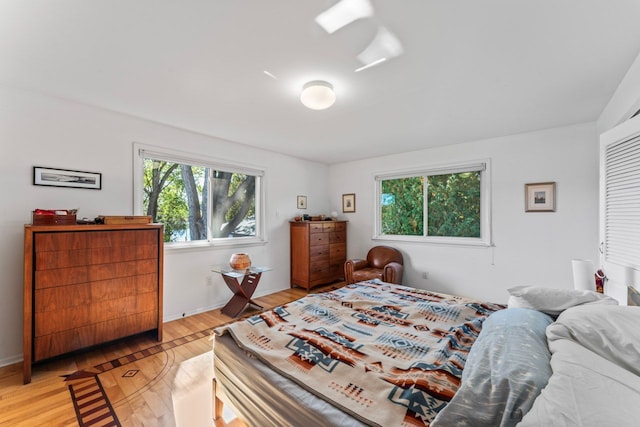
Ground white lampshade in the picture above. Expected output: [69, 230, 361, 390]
[572, 259, 594, 291]
[300, 81, 336, 110]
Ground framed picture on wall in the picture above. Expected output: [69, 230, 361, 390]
[525, 182, 556, 212]
[33, 166, 102, 190]
[297, 195, 307, 209]
[342, 193, 356, 213]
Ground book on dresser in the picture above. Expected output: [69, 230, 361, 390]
[290, 220, 347, 291]
[23, 223, 164, 384]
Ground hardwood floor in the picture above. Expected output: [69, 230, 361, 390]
[0, 283, 343, 427]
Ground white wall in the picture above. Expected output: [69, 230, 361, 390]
[0, 85, 330, 366]
[329, 122, 600, 304]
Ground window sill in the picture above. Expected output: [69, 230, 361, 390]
[164, 238, 268, 252]
[373, 235, 491, 248]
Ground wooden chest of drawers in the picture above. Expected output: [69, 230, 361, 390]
[23, 224, 164, 383]
[290, 220, 347, 291]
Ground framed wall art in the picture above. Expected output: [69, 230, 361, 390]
[342, 193, 356, 213]
[33, 166, 102, 190]
[525, 182, 556, 212]
[297, 195, 307, 209]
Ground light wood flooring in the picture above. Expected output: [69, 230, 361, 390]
[0, 283, 342, 427]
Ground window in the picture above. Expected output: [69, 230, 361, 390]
[133, 144, 265, 246]
[375, 160, 491, 246]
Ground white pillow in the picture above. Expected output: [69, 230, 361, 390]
[518, 338, 640, 427]
[507, 285, 617, 316]
[547, 304, 640, 376]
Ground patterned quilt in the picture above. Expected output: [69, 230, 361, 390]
[215, 280, 504, 426]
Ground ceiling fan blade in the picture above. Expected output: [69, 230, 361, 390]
[357, 26, 404, 69]
[315, 0, 374, 34]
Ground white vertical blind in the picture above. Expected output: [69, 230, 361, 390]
[604, 134, 640, 269]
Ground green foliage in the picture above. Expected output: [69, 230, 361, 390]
[380, 171, 481, 238]
[427, 172, 480, 237]
[143, 160, 206, 242]
[381, 177, 424, 235]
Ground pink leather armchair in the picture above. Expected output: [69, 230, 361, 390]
[344, 246, 404, 285]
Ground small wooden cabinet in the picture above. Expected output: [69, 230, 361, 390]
[290, 220, 347, 291]
[23, 224, 164, 383]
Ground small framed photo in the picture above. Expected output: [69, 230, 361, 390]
[342, 193, 356, 213]
[297, 195, 307, 209]
[525, 182, 556, 212]
[33, 166, 102, 190]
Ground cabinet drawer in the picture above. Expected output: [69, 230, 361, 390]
[94, 311, 158, 344]
[35, 229, 158, 252]
[34, 310, 158, 362]
[334, 222, 346, 232]
[35, 244, 158, 271]
[329, 265, 344, 279]
[309, 233, 329, 246]
[323, 223, 336, 232]
[35, 284, 91, 313]
[330, 243, 346, 259]
[34, 323, 97, 361]
[310, 245, 329, 257]
[310, 260, 328, 273]
[309, 223, 324, 233]
[329, 232, 345, 243]
[310, 268, 330, 282]
[34, 304, 91, 337]
[35, 259, 158, 289]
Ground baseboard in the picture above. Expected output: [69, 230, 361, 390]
[163, 287, 285, 322]
[0, 353, 23, 368]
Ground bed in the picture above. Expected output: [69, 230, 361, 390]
[213, 280, 640, 426]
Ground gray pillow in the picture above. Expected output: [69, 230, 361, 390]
[507, 285, 617, 316]
[431, 308, 553, 427]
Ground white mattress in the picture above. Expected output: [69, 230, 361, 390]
[213, 333, 368, 427]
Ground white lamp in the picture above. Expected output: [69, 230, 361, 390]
[300, 81, 336, 110]
[572, 259, 594, 291]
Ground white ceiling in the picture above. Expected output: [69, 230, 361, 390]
[2, 1, 640, 164]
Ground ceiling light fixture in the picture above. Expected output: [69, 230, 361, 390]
[300, 81, 336, 110]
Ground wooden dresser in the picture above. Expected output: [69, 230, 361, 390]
[290, 220, 347, 291]
[23, 224, 164, 384]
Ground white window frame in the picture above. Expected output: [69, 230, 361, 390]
[133, 142, 266, 249]
[374, 159, 492, 247]
[599, 115, 640, 290]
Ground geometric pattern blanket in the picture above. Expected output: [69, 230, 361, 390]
[215, 280, 505, 426]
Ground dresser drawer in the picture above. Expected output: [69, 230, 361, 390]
[323, 223, 336, 232]
[310, 245, 329, 258]
[309, 223, 324, 233]
[330, 243, 346, 259]
[309, 232, 329, 246]
[329, 232, 345, 243]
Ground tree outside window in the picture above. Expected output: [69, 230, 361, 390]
[141, 156, 260, 244]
